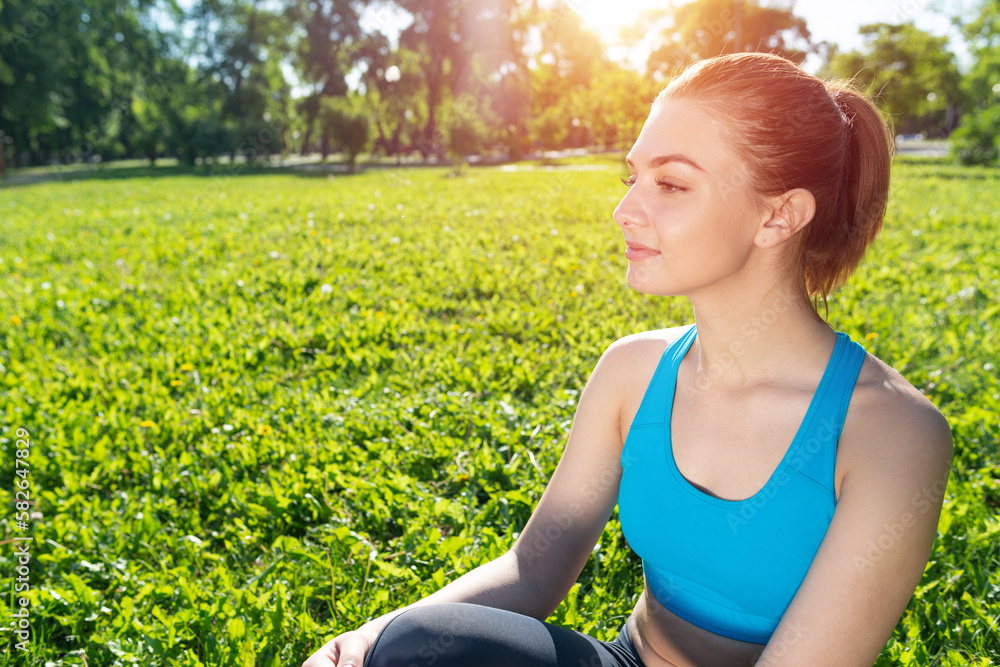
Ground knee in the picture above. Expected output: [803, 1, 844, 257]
[365, 605, 465, 667]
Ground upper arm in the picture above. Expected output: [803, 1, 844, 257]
[508, 334, 658, 618]
[756, 394, 954, 666]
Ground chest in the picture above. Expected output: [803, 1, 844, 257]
[619, 360, 850, 503]
[671, 376, 816, 501]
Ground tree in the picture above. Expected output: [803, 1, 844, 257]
[394, 0, 466, 157]
[284, 0, 367, 155]
[949, 104, 1000, 165]
[524, 1, 609, 150]
[819, 22, 962, 138]
[186, 0, 291, 163]
[440, 93, 491, 162]
[948, 0, 1000, 164]
[643, 0, 816, 78]
[0, 0, 72, 168]
[955, 0, 1000, 105]
[395, 0, 520, 158]
[577, 63, 660, 151]
[162, 65, 233, 167]
[0, 0, 168, 168]
[320, 95, 372, 172]
[358, 45, 426, 159]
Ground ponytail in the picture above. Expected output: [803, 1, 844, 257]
[801, 82, 894, 306]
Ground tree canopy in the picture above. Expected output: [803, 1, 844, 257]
[0, 0, 979, 172]
[820, 22, 963, 138]
[646, 0, 816, 77]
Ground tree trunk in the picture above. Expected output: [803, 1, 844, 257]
[0, 82, 6, 177]
[301, 126, 312, 156]
[422, 70, 443, 159]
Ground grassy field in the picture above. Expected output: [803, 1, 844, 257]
[0, 155, 998, 666]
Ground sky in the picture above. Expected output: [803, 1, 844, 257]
[570, 0, 974, 75]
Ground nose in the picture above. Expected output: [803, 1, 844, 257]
[613, 185, 645, 230]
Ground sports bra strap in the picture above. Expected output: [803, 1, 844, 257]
[785, 334, 867, 493]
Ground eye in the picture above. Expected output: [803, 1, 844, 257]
[656, 180, 685, 193]
[620, 176, 635, 187]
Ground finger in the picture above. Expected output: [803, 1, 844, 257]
[301, 639, 339, 667]
[335, 633, 371, 667]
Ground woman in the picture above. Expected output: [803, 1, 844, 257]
[303, 52, 954, 667]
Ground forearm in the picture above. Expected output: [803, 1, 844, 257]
[357, 551, 545, 636]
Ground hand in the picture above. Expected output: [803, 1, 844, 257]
[302, 628, 377, 667]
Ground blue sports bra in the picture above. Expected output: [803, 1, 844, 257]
[618, 323, 867, 644]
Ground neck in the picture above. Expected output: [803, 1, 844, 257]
[686, 279, 836, 392]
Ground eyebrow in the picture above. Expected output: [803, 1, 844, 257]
[626, 154, 705, 172]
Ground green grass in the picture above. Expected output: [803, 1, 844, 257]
[0, 156, 997, 665]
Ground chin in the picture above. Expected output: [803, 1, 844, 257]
[626, 267, 680, 297]
[626, 278, 679, 297]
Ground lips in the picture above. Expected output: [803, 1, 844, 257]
[624, 240, 660, 260]
[626, 240, 657, 252]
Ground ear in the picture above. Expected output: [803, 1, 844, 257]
[754, 188, 816, 249]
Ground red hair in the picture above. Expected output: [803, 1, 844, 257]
[654, 52, 894, 313]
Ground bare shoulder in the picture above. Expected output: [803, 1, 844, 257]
[597, 325, 692, 435]
[596, 325, 691, 389]
[604, 324, 691, 365]
[842, 350, 954, 479]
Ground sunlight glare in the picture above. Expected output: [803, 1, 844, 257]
[570, 0, 671, 44]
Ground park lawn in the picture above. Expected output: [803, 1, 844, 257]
[0, 157, 997, 666]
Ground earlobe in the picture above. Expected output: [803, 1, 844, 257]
[755, 188, 816, 248]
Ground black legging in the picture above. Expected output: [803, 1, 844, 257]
[363, 602, 647, 667]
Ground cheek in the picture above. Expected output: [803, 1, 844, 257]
[655, 202, 753, 269]
[651, 201, 710, 250]
[722, 203, 762, 250]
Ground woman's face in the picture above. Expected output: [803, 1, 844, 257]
[613, 98, 765, 297]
